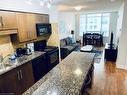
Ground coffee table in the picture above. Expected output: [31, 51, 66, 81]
[80, 45, 93, 52]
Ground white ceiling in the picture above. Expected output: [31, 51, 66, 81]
[52, 0, 124, 12]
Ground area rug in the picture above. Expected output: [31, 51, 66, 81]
[92, 50, 103, 63]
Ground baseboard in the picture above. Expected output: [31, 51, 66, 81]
[116, 64, 127, 70]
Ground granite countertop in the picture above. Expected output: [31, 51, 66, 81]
[0, 51, 45, 76]
[23, 51, 95, 95]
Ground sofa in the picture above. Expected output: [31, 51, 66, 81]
[60, 37, 80, 59]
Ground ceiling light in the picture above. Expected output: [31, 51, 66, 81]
[74, 6, 82, 11]
[26, 0, 32, 5]
[110, 0, 115, 2]
[26, 0, 53, 8]
[47, 2, 51, 8]
[40, 1, 44, 6]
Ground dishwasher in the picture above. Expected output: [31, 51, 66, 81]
[32, 55, 47, 82]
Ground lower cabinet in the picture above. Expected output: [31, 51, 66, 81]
[81, 64, 94, 95]
[32, 55, 48, 82]
[18, 62, 34, 93]
[0, 68, 21, 95]
[0, 61, 34, 95]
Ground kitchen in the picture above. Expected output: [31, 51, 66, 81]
[0, 10, 60, 95]
[0, 9, 95, 95]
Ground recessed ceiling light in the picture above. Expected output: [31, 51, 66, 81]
[74, 6, 82, 11]
[40, 1, 44, 6]
[26, 0, 32, 5]
[110, 0, 115, 2]
[47, 2, 51, 8]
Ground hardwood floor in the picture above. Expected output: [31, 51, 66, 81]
[88, 50, 127, 95]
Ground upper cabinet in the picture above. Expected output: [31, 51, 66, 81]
[27, 14, 37, 41]
[15, 13, 49, 42]
[35, 14, 49, 23]
[16, 13, 37, 42]
[0, 10, 49, 42]
[0, 11, 17, 30]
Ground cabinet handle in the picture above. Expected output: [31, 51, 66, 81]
[19, 70, 23, 79]
[1, 16, 4, 27]
[27, 32, 30, 40]
[0, 16, 2, 27]
[28, 32, 31, 39]
[17, 71, 20, 80]
[29, 31, 31, 39]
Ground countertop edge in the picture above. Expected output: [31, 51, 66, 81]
[0, 51, 45, 76]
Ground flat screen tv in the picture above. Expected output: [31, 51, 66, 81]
[36, 23, 52, 36]
[110, 32, 113, 49]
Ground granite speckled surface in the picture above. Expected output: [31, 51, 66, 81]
[0, 51, 45, 75]
[23, 51, 95, 95]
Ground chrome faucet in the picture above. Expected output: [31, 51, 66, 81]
[0, 54, 11, 69]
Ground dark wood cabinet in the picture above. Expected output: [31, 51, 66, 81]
[32, 55, 47, 82]
[0, 68, 21, 95]
[81, 64, 94, 95]
[104, 43, 117, 62]
[0, 61, 34, 95]
[18, 62, 34, 93]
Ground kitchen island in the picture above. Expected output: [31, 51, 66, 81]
[23, 51, 95, 95]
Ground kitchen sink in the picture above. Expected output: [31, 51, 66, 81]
[0, 61, 16, 73]
[0, 55, 29, 74]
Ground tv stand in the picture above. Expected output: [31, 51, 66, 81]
[104, 43, 117, 62]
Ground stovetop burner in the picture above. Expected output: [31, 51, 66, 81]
[44, 46, 58, 52]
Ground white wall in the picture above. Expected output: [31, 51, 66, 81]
[49, 6, 59, 23]
[116, 0, 127, 70]
[105, 12, 118, 44]
[116, 3, 124, 44]
[0, 0, 49, 14]
[58, 12, 75, 39]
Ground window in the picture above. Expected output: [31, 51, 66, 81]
[79, 13, 110, 37]
[102, 13, 110, 37]
[87, 14, 101, 32]
[79, 15, 86, 36]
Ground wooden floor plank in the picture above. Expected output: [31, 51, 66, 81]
[87, 50, 127, 95]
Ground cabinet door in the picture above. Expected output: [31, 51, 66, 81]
[0, 69, 21, 95]
[16, 13, 28, 42]
[0, 11, 17, 29]
[27, 14, 37, 40]
[43, 15, 49, 23]
[19, 62, 34, 93]
[35, 14, 49, 23]
[16, 13, 37, 42]
[32, 55, 48, 82]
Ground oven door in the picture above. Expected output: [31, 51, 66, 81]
[47, 49, 59, 70]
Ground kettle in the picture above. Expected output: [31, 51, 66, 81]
[25, 48, 32, 55]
